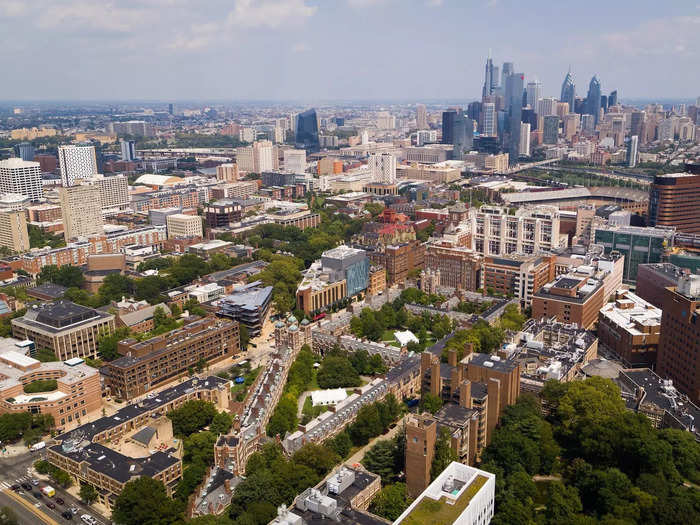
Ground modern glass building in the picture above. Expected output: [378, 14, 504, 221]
[585, 76, 602, 125]
[442, 110, 457, 145]
[452, 112, 473, 160]
[560, 69, 575, 112]
[295, 108, 319, 151]
[594, 225, 674, 282]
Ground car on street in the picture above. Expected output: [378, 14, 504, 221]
[70, 507, 79, 515]
[33, 491, 42, 498]
[31, 478, 39, 485]
[56, 497, 65, 505]
[21, 483, 32, 491]
[10, 484, 20, 490]
[47, 502, 56, 509]
[62, 511, 73, 520]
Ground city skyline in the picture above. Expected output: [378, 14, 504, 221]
[1, 0, 699, 102]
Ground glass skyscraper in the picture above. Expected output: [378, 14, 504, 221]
[442, 110, 457, 144]
[560, 69, 575, 113]
[505, 72, 524, 163]
[295, 108, 319, 151]
[585, 76, 602, 125]
[452, 112, 474, 160]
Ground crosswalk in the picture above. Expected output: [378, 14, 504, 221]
[0, 474, 34, 489]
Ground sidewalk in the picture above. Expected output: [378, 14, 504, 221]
[346, 415, 407, 466]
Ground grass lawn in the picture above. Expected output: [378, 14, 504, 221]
[401, 475, 488, 525]
[381, 329, 397, 342]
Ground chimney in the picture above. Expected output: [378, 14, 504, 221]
[459, 380, 472, 409]
[448, 349, 458, 367]
[224, 478, 231, 493]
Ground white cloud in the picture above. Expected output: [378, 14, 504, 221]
[425, 0, 443, 6]
[601, 16, 700, 58]
[227, 0, 317, 28]
[0, 0, 26, 16]
[347, 0, 386, 7]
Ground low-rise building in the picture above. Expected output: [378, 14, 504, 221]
[217, 281, 273, 337]
[11, 301, 115, 361]
[482, 254, 556, 306]
[101, 317, 239, 400]
[531, 274, 605, 329]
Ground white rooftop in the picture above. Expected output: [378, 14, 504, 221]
[310, 388, 348, 407]
[394, 330, 419, 347]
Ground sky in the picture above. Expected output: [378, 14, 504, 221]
[1, 0, 699, 102]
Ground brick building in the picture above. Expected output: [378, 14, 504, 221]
[424, 244, 481, 291]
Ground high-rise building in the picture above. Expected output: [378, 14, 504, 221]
[481, 103, 497, 137]
[59, 184, 104, 241]
[581, 114, 596, 133]
[482, 55, 495, 99]
[657, 275, 700, 404]
[89, 175, 129, 213]
[585, 76, 602, 125]
[600, 95, 608, 113]
[560, 69, 575, 113]
[543, 115, 560, 144]
[106, 121, 154, 137]
[505, 72, 524, 163]
[501, 62, 514, 91]
[216, 163, 239, 182]
[536, 97, 558, 117]
[416, 104, 428, 130]
[0, 158, 43, 202]
[120, 139, 135, 162]
[235, 141, 276, 173]
[630, 111, 646, 142]
[648, 172, 700, 234]
[562, 113, 579, 139]
[295, 108, 319, 151]
[14, 142, 34, 161]
[369, 153, 396, 184]
[442, 110, 457, 144]
[452, 112, 474, 160]
[608, 90, 618, 107]
[526, 80, 542, 109]
[283, 149, 307, 173]
[627, 135, 639, 168]
[405, 414, 437, 499]
[519, 122, 531, 156]
[58, 145, 98, 186]
[0, 211, 30, 253]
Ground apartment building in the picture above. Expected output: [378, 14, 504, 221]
[59, 184, 104, 241]
[166, 213, 203, 239]
[0, 211, 30, 253]
[11, 301, 116, 361]
[482, 254, 555, 306]
[101, 317, 239, 400]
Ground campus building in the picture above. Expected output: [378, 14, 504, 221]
[101, 317, 240, 401]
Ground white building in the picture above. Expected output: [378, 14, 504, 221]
[369, 152, 396, 184]
[284, 149, 307, 174]
[519, 122, 531, 157]
[0, 158, 43, 202]
[627, 135, 639, 168]
[416, 130, 438, 146]
[59, 184, 104, 241]
[187, 283, 225, 303]
[536, 97, 558, 117]
[58, 145, 98, 186]
[87, 175, 129, 214]
[526, 80, 543, 109]
[394, 462, 495, 525]
[236, 141, 275, 173]
[416, 104, 428, 130]
[376, 111, 396, 130]
[166, 213, 203, 239]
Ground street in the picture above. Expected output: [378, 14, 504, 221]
[0, 452, 110, 525]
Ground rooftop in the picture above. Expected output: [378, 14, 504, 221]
[13, 301, 113, 333]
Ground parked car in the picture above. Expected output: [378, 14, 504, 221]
[31, 479, 39, 486]
[56, 497, 65, 505]
[46, 502, 56, 509]
[10, 484, 20, 491]
[21, 483, 32, 491]
[33, 491, 42, 499]
[70, 507, 79, 515]
[62, 511, 73, 520]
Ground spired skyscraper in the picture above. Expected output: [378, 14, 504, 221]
[585, 76, 602, 125]
[482, 55, 497, 99]
[295, 108, 320, 151]
[560, 68, 575, 114]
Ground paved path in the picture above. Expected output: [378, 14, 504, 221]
[346, 415, 407, 466]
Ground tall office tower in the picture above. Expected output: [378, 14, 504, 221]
[467, 101, 481, 122]
[14, 142, 34, 161]
[482, 55, 497, 98]
[560, 69, 576, 113]
[543, 115, 560, 144]
[521, 108, 537, 130]
[501, 62, 514, 91]
[492, 66, 500, 91]
[630, 111, 647, 142]
[536, 97, 558, 117]
[519, 122, 531, 156]
[600, 95, 609, 114]
[0, 158, 44, 202]
[581, 114, 595, 133]
[59, 184, 104, 241]
[452, 112, 474, 160]
[0, 211, 30, 253]
[562, 113, 579, 139]
[627, 135, 639, 168]
[168, 103, 174, 115]
[120, 139, 135, 162]
[284, 149, 307, 173]
[58, 145, 98, 186]
[505, 72, 524, 163]
[482, 103, 497, 136]
[416, 104, 428, 130]
[648, 172, 700, 234]
[526, 80, 543, 109]
[369, 153, 396, 184]
[657, 275, 700, 404]
[295, 108, 319, 150]
[442, 110, 457, 144]
[216, 163, 239, 182]
[608, 90, 618, 107]
[361, 130, 369, 145]
[585, 76, 602, 125]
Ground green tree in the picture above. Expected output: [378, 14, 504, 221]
[167, 400, 217, 437]
[79, 483, 98, 505]
[97, 327, 130, 361]
[431, 427, 457, 480]
[420, 393, 443, 415]
[210, 411, 234, 435]
[239, 323, 250, 351]
[369, 483, 411, 521]
[183, 431, 216, 465]
[544, 482, 584, 524]
[112, 477, 184, 525]
[0, 506, 18, 525]
[98, 273, 133, 302]
[362, 439, 400, 482]
[292, 443, 340, 477]
[38, 264, 84, 288]
[327, 430, 352, 459]
[317, 355, 361, 388]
